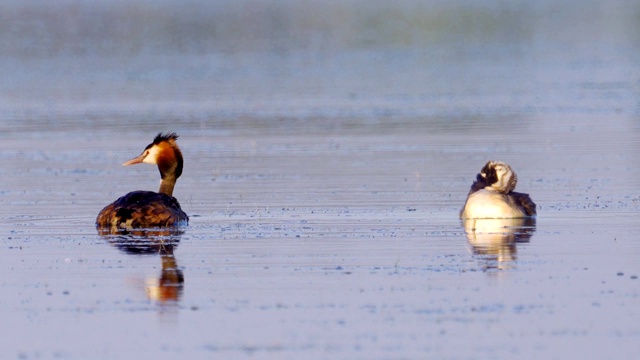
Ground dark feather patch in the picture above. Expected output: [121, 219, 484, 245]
[480, 162, 498, 186]
[468, 173, 489, 194]
[467, 161, 499, 195]
[154, 132, 179, 144]
[144, 132, 179, 151]
[509, 191, 537, 216]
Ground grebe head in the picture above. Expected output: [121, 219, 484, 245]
[480, 160, 517, 193]
[122, 133, 184, 196]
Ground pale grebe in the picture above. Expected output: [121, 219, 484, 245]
[96, 133, 189, 230]
[460, 161, 536, 219]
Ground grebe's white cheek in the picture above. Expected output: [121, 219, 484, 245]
[142, 147, 159, 165]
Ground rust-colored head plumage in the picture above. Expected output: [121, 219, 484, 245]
[121, 132, 184, 196]
[150, 132, 183, 181]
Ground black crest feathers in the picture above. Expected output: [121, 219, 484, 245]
[153, 132, 179, 144]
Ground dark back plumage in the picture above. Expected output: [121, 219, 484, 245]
[96, 191, 188, 229]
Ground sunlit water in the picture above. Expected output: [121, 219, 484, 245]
[2, 1, 640, 359]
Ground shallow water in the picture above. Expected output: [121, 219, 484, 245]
[2, 1, 640, 359]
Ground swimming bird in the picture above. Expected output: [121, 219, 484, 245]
[460, 160, 536, 219]
[96, 133, 189, 230]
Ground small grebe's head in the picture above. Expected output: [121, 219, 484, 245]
[480, 160, 517, 193]
[123, 132, 183, 180]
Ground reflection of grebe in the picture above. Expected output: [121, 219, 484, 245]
[460, 161, 536, 219]
[96, 133, 188, 230]
[146, 253, 184, 303]
[99, 228, 184, 303]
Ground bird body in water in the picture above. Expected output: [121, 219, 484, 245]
[96, 133, 188, 230]
[460, 161, 536, 219]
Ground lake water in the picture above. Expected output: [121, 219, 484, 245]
[1, 1, 640, 359]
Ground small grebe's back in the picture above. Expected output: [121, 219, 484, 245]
[96, 133, 189, 230]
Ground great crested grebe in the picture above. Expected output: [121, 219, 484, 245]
[96, 133, 188, 230]
[460, 160, 536, 219]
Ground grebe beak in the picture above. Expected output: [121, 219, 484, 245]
[122, 153, 146, 166]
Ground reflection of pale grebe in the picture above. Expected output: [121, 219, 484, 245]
[463, 217, 536, 270]
[96, 133, 188, 230]
[460, 161, 536, 219]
